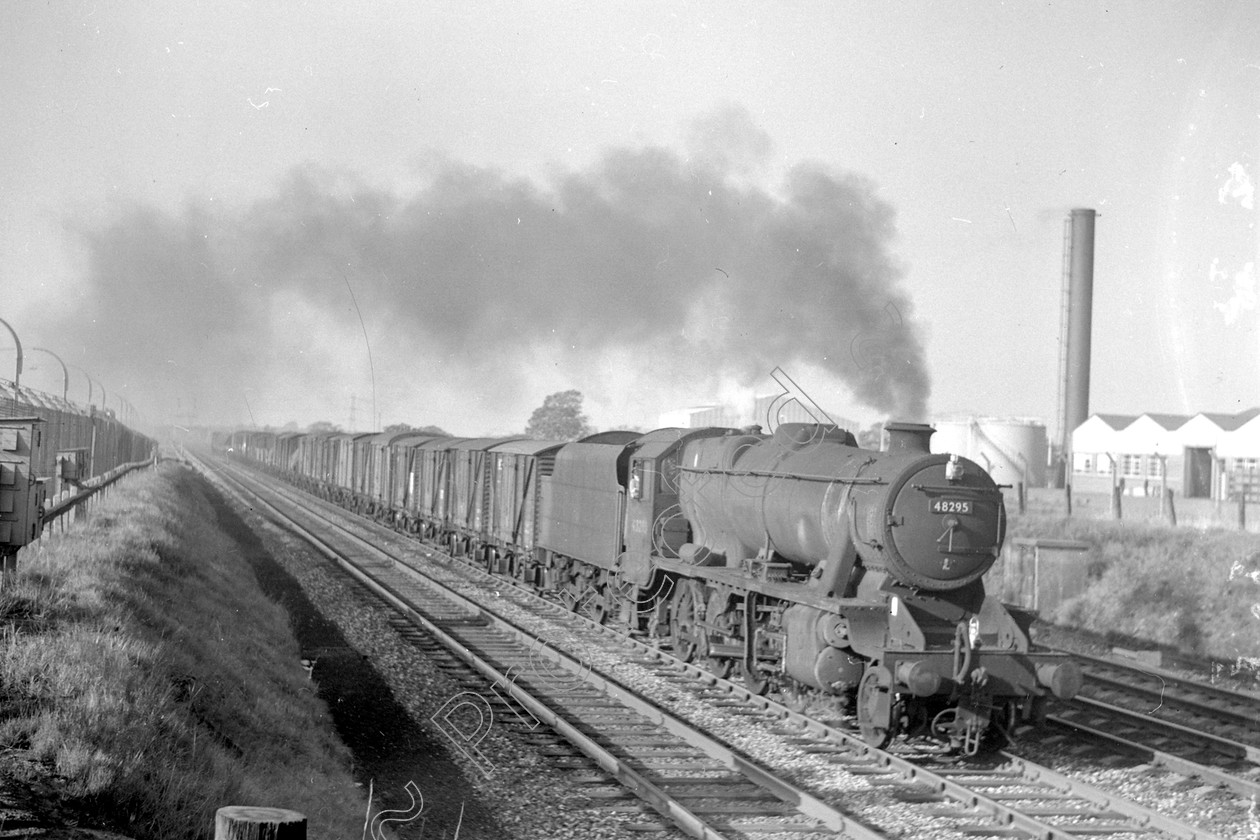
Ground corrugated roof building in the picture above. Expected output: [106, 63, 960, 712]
[1072, 409, 1260, 500]
[659, 396, 858, 435]
[657, 405, 741, 429]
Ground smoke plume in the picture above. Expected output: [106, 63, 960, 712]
[51, 109, 930, 429]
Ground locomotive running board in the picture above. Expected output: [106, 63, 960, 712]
[652, 556, 875, 615]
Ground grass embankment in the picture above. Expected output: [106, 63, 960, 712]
[1008, 515, 1260, 671]
[0, 463, 367, 839]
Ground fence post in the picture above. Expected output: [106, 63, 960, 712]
[1017, 481, 1026, 515]
[1064, 484, 1072, 516]
[1165, 488, 1177, 526]
[1240, 494, 1247, 531]
[215, 806, 306, 840]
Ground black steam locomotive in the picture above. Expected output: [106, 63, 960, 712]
[223, 419, 1080, 753]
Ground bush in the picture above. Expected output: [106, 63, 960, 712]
[1008, 515, 1260, 667]
[0, 464, 368, 839]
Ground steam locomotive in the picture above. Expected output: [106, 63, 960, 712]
[221, 419, 1080, 753]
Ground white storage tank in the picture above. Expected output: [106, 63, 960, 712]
[931, 416, 1048, 488]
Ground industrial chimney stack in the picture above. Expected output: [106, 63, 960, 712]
[1056, 208, 1097, 485]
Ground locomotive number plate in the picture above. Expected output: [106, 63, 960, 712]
[930, 499, 972, 515]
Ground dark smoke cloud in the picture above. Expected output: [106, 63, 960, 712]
[57, 204, 271, 410]
[55, 108, 930, 425]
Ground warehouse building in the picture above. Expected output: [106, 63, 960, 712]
[658, 396, 857, 434]
[1071, 408, 1260, 500]
[657, 405, 741, 429]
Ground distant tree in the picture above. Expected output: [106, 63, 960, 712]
[525, 390, 592, 441]
[416, 425, 450, 436]
[307, 420, 343, 434]
[384, 422, 450, 436]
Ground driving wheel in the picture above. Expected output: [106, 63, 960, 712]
[669, 582, 705, 662]
[857, 667, 893, 749]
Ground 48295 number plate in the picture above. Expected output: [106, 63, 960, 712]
[930, 499, 972, 515]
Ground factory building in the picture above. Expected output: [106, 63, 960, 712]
[657, 405, 741, 429]
[1070, 408, 1260, 500]
[658, 396, 857, 434]
[750, 394, 857, 432]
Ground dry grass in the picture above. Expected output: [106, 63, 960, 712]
[1008, 514, 1260, 670]
[0, 464, 368, 839]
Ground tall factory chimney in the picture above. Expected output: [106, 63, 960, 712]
[1056, 208, 1097, 486]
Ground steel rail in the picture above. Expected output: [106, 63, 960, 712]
[423, 537, 1231, 840]
[612, 652, 1229, 840]
[1071, 650, 1260, 730]
[198, 453, 882, 840]
[209, 451, 1233, 840]
[1046, 712, 1260, 800]
[1060, 694, 1260, 764]
[389, 528, 1236, 840]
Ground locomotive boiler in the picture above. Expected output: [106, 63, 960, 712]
[671, 422, 1081, 751]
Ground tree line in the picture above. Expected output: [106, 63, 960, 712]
[302, 390, 883, 446]
[298, 389, 592, 441]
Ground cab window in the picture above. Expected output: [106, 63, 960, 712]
[630, 461, 645, 500]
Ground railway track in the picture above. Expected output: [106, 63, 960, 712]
[1035, 650, 1260, 799]
[194, 452, 1234, 840]
[1073, 651, 1260, 744]
[196, 452, 871, 839]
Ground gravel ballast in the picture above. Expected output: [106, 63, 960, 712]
[210, 466, 1255, 840]
[205, 472, 695, 840]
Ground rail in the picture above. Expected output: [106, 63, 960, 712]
[198, 451, 878, 839]
[209, 450, 1235, 840]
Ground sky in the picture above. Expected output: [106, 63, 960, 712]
[1, 1, 1257, 440]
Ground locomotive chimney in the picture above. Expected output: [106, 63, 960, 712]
[883, 422, 934, 454]
[1056, 208, 1097, 485]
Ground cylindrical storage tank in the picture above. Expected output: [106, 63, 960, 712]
[931, 417, 1048, 488]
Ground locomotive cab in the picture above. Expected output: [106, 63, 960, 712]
[619, 428, 729, 586]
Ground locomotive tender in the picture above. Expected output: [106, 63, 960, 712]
[222, 419, 1080, 753]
